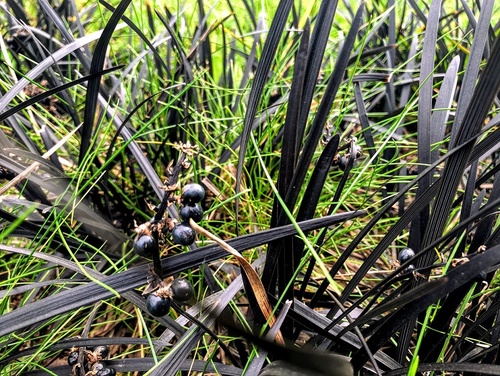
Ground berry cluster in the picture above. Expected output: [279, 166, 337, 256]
[172, 183, 206, 246]
[133, 183, 206, 258]
[398, 247, 416, 273]
[146, 277, 194, 317]
[132, 175, 203, 318]
[67, 345, 115, 376]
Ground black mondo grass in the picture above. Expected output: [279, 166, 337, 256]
[2, 1, 500, 376]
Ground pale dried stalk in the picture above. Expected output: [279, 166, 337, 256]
[189, 218, 284, 345]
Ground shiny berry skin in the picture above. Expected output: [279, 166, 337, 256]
[181, 184, 205, 204]
[338, 155, 349, 171]
[403, 264, 415, 274]
[94, 345, 109, 359]
[68, 351, 79, 366]
[146, 293, 171, 316]
[134, 235, 156, 257]
[96, 368, 116, 376]
[92, 363, 104, 373]
[172, 223, 196, 246]
[398, 248, 415, 264]
[180, 203, 204, 223]
[170, 278, 194, 302]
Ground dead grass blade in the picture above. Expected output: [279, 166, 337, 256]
[189, 218, 284, 345]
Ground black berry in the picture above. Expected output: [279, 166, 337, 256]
[398, 248, 415, 264]
[172, 223, 196, 246]
[68, 351, 79, 366]
[94, 345, 109, 359]
[181, 183, 205, 204]
[338, 155, 349, 171]
[170, 278, 194, 302]
[403, 264, 415, 274]
[96, 368, 116, 376]
[146, 293, 171, 316]
[180, 203, 204, 223]
[134, 235, 156, 257]
[92, 363, 104, 373]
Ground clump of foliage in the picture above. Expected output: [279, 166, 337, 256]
[1, 0, 500, 375]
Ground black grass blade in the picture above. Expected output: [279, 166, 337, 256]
[235, 0, 294, 216]
[285, 2, 364, 208]
[449, 0, 495, 146]
[3, 1, 500, 374]
[350, 244, 500, 371]
[0, 212, 363, 337]
[421, 32, 500, 260]
[80, 0, 132, 162]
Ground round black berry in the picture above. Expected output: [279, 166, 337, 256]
[180, 203, 204, 223]
[134, 235, 156, 257]
[94, 345, 109, 359]
[181, 183, 205, 204]
[92, 363, 104, 373]
[403, 264, 415, 274]
[146, 293, 171, 316]
[398, 248, 415, 264]
[338, 155, 349, 171]
[172, 223, 196, 246]
[68, 351, 79, 366]
[170, 278, 194, 302]
[96, 367, 116, 376]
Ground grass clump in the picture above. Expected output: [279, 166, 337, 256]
[1, 0, 500, 375]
